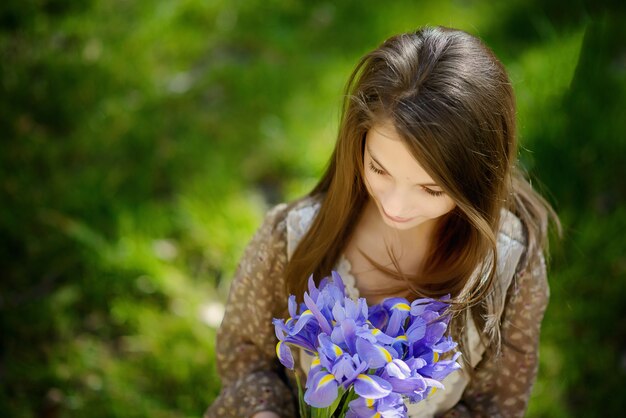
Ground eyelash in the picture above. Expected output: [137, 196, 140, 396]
[423, 188, 445, 197]
[368, 161, 385, 175]
[367, 161, 445, 197]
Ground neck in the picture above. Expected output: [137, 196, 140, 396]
[352, 198, 436, 277]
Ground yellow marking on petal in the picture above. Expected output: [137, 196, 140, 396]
[392, 302, 410, 311]
[332, 320, 337, 325]
[357, 374, 373, 382]
[317, 374, 335, 389]
[374, 413, 381, 418]
[301, 310, 312, 316]
[372, 329, 381, 335]
[333, 345, 343, 356]
[366, 398, 375, 408]
[429, 387, 438, 397]
[396, 335, 408, 341]
[433, 352, 440, 362]
[377, 346, 392, 363]
[275, 341, 283, 358]
[311, 356, 321, 367]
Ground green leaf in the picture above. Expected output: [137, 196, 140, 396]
[335, 388, 358, 417]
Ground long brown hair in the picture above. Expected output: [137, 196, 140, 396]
[284, 26, 560, 355]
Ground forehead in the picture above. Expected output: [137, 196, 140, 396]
[365, 121, 436, 184]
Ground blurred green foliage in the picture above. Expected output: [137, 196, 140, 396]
[1, 0, 625, 417]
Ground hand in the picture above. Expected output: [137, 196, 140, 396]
[251, 412, 280, 418]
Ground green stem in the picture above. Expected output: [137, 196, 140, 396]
[295, 372, 310, 418]
[329, 387, 346, 415]
[336, 388, 358, 417]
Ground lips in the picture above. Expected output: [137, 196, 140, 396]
[382, 207, 414, 223]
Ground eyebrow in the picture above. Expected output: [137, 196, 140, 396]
[367, 146, 439, 187]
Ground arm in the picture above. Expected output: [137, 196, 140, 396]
[204, 204, 296, 418]
[441, 249, 550, 418]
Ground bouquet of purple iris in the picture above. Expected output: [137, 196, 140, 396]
[273, 271, 461, 418]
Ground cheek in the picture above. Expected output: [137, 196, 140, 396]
[421, 197, 456, 218]
[364, 172, 456, 218]
[402, 193, 455, 219]
[363, 171, 385, 196]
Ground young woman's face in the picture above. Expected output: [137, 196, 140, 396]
[363, 121, 457, 231]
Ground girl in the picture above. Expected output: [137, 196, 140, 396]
[205, 25, 560, 418]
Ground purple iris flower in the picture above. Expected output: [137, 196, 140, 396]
[273, 308, 319, 365]
[304, 368, 339, 408]
[346, 392, 407, 417]
[272, 271, 461, 417]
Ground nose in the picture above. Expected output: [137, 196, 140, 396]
[380, 188, 412, 218]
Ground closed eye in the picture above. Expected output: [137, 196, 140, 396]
[422, 188, 445, 197]
[368, 161, 386, 175]
[368, 160, 445, 197]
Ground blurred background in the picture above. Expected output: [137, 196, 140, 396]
[1, 0, 625, 417]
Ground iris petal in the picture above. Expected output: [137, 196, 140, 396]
[307, 274, 319, 300]
[425, 322, 447, 344]
[331, 354, 356, 381]
[354, 374, 392, 399]
[304, 292, 333, 335]
[276, 341, 294, 370]
[387, 375, 427, 393]
[304, 370, 339, 408]
[385, 359, 411, 378]
[385, 309, 404, 337]
[310, 355, 322, 374]
[288, 294, 297, 318]
[319, 333, 343, 361]
[332, 303, 346, 322]
[347, 397, 379, 417]
[340, 318, 358, 353]
[272, 318, 288, 341]
[356, 337, 393, 369]
[331, 270, 346, 295]
[291, 309, 316, 335]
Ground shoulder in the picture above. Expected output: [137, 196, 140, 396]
[479, 208, 530, 326]
[263, 194, 323, 226]
[285, 194, 323, 231]
[495, 208, 528, 277]
[258, 194, 324, 249]
[495, 208, 548, 297]
[497, 207, 549, 279]
[283, 194, 324, 259]
[497, 208, 526, 247]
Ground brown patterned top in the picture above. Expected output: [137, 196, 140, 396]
[204, 195, 550, 418]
